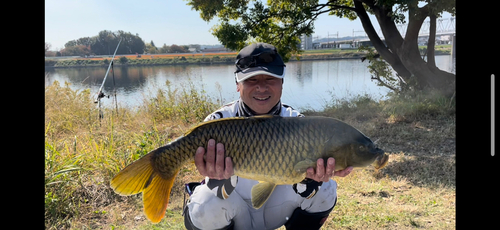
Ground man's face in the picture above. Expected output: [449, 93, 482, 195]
[237, 74, 283, 115]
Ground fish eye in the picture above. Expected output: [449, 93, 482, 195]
[358, 145, 365, 151]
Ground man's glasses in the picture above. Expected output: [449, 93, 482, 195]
[235, 51, 277, 72]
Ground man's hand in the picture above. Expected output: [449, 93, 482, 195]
[194, 139, 234, 180]
[305, 158, 353, 182]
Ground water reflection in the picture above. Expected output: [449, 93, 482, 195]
[45, 55, 454, 111]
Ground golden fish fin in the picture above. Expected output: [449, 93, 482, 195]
[252, 114, 275, 118]
[251, 182, 277, 209]
[142, 170, 178, 223]
[110, 153, 154, 195]
[110, 152, 178, 223]
[293, 159, 316, 174]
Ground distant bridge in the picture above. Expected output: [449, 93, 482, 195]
[314, 17, 455, 49]
[397, 17, 455, 37]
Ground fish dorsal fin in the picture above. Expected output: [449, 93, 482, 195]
[252, 114, 275, 118]
[293, 159, 317, 174]
[183, 117, 246, 136]
[183, 115, 277, 136]
[251, 181, 277, 209]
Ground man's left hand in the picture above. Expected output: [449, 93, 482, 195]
[305, 158, 353, 182]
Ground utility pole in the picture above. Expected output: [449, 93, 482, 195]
[312, 35, 320, 49]
[327, 32, 330, 48]
[352, 30, 366, 48]
[334, 31, 338, 48]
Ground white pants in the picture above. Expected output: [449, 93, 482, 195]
[186, 178, 337, 230]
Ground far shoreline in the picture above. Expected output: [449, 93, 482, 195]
[45, 47, 451, 69]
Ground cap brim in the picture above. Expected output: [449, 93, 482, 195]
[235, 66, 285, 82]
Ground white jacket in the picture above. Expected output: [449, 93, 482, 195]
[204, 99, 304, 121]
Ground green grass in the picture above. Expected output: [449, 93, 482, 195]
[45, 79, 455, 229]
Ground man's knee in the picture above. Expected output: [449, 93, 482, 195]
[314, 180, 337, 202]
[285, 180, 338, 229]
[184, 204, 234, 230]
[184, 185, 235, 229]
[301, 180, 337, 213]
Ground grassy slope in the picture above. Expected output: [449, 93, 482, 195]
[45, 81, 455, 229]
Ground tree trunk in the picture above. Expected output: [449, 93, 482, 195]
[353, 0, 411, 80]
[427, 14, 437, 70]
[400, 5, 455, 95]
[355, 0, 455, 95]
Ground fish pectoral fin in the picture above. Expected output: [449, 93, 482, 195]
[294, 159, 317, 174]
[251, 182, 277, 209]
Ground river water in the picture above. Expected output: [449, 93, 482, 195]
[45, 55, 454, 111]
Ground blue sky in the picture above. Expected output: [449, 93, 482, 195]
[45, 0, 451, 51]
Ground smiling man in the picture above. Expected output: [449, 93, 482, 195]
[207, 42, 292, 118]
[183, 43, 353, 230]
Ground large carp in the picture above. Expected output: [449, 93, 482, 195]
[110, 115, 389, 223]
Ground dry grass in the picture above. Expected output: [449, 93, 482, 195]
[45, 80, 217, 229]
[300, 92, 455, 229]
[45, 80, 455, 229]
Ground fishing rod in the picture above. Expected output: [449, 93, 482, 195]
[94, 38, 122, 121]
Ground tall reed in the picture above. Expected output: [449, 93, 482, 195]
[45, 80, 218, 229]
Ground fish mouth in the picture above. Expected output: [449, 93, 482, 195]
[372, 152, 389, 170]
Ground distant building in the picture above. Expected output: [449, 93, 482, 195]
[201, 47, 232, 53]
[300, 34, 313, 50]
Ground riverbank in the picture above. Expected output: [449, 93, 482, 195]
[44, 50, 363, 68]
[45, 80, 455, 229]
[44, 45, 452, 68]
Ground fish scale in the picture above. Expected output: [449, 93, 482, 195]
[110, 115, 389, 223]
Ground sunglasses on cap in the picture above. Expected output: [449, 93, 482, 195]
[235, 50, 279, 73]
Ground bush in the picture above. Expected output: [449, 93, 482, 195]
[382, 89, 455, 119]
[119, 56, 128, 64]
[212, 56, 221, 62]
[145, 80, 218, 123]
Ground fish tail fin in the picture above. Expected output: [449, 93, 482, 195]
[110, 151, 178, 223]
[110, 153, 155, 196]
[143, 170, 178, 223]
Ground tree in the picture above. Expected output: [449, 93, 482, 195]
[159, 44, 170, 53]
[60, 45, 91, 56]
[145, 43, 158, 54]
[186, 0, 455, 95]
[64, 40, 78, 48]
[45, 42, 51, 54]
[60, 30, 146, 55]
[169, 44, 188, 53]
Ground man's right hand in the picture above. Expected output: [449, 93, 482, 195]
[194, 139, 234, 180]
